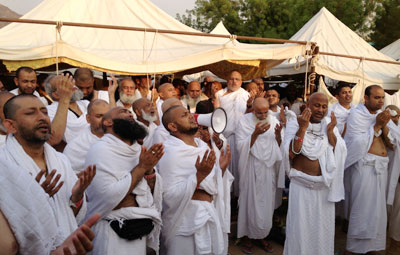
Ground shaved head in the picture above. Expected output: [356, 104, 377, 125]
[307, 92, 329, 123]
[132, 98, 148, 112]
[158, 83, 177, 100]
[253, 97, 269, 110]
[253, 97, 269, 121]
[161, 97, 182, 113]
[0, 92, 14, 120]
[102, 106, 124, 122]
[308, 92, 328, 105]
[162, 105, 182, 132]
[87, 99, 109, 115]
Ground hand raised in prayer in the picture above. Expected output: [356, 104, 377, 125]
[219, 144, 231, 175]
[280, 106, 287, 127]
[247, 90, 257, 107]
[256, 90, 266, 99]
[71, 165, 96, 203]
[52, 213, 100, 255]
[107, 74, 118, 96]
[275, 123, 283, 144]
[298, 107, 311, 130]
[138, 143, 164, 173]
[376, 109, 391, 129]
[56, 73, 75, 103]
[195, 150, 216, 182]
[253, 122, 270, 136]
[212, 133, 223, 150]
[35, 169, 64, 197]
[326, 111, 337, 132]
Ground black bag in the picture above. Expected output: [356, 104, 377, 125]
[109, 218, 154, 241]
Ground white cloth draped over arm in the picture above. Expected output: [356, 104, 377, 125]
[387, 120, 400, 205]
[0, 160, 64, 255]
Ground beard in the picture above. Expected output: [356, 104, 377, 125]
[119, 92, 136, 105]
[112, 118, 147, 144]
[70, 89, 84, 102]
[253, 113, 273, 125]
[187, 96, 201, 109]
[177, 123, 198, 135]
[83, 91, 94, 101]
[18, 121, 51, 144]
[141, 109, 158, 123]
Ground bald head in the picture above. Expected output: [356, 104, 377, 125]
[162, 105, 182, 132]
[253, 97, 269, 121]
[253, 97, 269, 110]
[161, 97, 182, 113]
[87, 99, 109, 115]
[307, 92, 329, 123]
[187, 81, 201, 99]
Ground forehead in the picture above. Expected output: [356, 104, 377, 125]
[76, 79, 93, 87]
[121, 80, 135, 87]
[230, 72, 242, 79]
[91, 103, 110, 113]
[370, 87, 384, 96]
[266, 89, 279, 96]
[309, 95, 328, 105]
[339, 86, 351, 93]
[15, 97, 45, 110]
[188, 82, 200, 90]
[254, 103, 269, 112]
[18, 71, 36, 80]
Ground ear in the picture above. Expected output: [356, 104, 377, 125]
[86, 113, 90, 124]
[134, 109, 141, 117]
[13, 77, 19, 87]
[103, 118, 113, 129]
[167, 122, 178, 133]
[3, 119, 17, 134]
[335, 95, 339, 100]
[364, 95, 368, 103]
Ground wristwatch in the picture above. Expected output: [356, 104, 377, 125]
[374, 129, 382, 137]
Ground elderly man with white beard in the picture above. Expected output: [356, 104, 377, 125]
[181, 81, 208, 113]
[85, 106, 164, 255]
[116, 78, 137, 115]
[236, 97, 284, 254]
[45, 74, 89, 144]
[214, 70, 249, 197]
[132, 98, 158, 148]
[158, 105, 232, 255]
[63, 99, 110, 173]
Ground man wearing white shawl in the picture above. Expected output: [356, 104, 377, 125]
[64, 99, 110, 173]
[215, 70, 249, 197]
[158, 105, 233, 255]
[344, 85, 393, 254]
[133, 98, 158, 148]
[1, 94, 95, 240]
[385, 105, 400, 255]
[44, 74, 90, 144]
[181, 81, 209, 113]
[328, 83, 354, 136]
[282, 93, 347, 255]
[0, 159, 100, 255]
[236, 98, 284, 253]
[85, 106, 164, 255]
[152, 98, 182, 145]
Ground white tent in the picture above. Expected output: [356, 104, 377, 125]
[0, 0, 305, 80]
[380, 39, 400, 61]
[269, 7, 400, 91]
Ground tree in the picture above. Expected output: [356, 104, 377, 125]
[371, 0, 400, 49]
[176, 0, 382, 42]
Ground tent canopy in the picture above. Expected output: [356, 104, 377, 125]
[269, 7, 400, 90]
[0, 0, 305, 80]
[380, 39, 400, 61]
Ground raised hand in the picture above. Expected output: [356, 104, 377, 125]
[219, 144, 231, 175]
[247, 89, 257, 107]
[253, 122, 270, 136]
[52, 213, 100, 255]
[71, 165, 96, 203]
[108, 74, 118, 95]
[298, 107, 311, 130]
[138, 143, 164, 173]
[35, 169, 64, 197]
[376, 109, 391, 129]
[275, 123, 283, 143]
[195, 150, 216, 182]
[327, 111, 337, 132]
[280, 106, 287, 126]
[255, 90, 266, 99]
[56, 74, 75, 103]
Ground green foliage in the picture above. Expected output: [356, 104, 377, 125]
[176, 0, 383, 43]
[371, 0, 400, 49]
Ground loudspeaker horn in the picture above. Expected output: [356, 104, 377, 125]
[193, 107, 227, 134]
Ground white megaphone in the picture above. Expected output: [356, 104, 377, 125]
[193, 107, 227, 134]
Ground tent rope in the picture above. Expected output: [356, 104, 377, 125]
[55, 21, 63, 75]
[303, 42, 312, 101]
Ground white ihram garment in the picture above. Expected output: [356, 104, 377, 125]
[282, 117, 347, 255]
[137, 121, 157, 148]
[84, 134, 162, 255]
[47, 100, 89, 143]
[63, 126, 100, 173]
[0, 160, 64, 255]
[0, 135, 86, 238]
[328, 103, 353, 135]
[344, 104, 389, 253]
[216, 87, 249, 197]
[181, 93, 209, 113]
[152, 123, 170, 145]
[10, 88, 48, 106]
[158, 136, 233, 255]
[236, 113, 284, 239]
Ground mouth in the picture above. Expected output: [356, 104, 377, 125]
[36, 123, 50, 132]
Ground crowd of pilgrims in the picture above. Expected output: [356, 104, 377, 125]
[0, 66, 399, 255]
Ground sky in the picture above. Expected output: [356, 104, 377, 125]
[0, 0, 196, 17]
